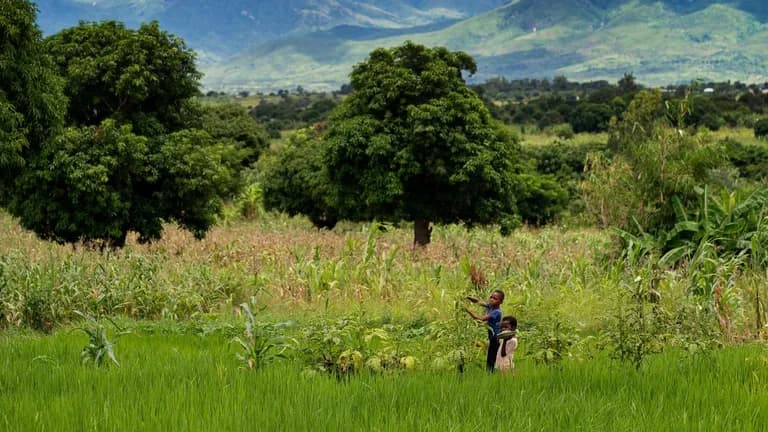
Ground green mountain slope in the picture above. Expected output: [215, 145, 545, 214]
[37, 0, 507, 60]
[205, 0, 768, 90]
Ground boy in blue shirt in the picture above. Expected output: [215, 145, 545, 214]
[463, 290, 504, 373]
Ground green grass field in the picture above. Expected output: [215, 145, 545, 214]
[2, 330, 767, 431]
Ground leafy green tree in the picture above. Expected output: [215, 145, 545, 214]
[618, 73, 639, 94]
[569, 103, 613, 133]
[154, 129, 239, 239]
[10, 120, 237, 247]
[45, 20, 200, 135]
[3, 13, 239, 247]
[10, 120, 155, 247]
[324, 41, 520, 246]
[261, 127, 338, 229]
[0, 0, 66, 204]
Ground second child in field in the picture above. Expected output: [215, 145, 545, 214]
[463, 290, 504, 373]
[496, 316, 518, 374]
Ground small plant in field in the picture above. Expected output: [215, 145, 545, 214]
[526, 319, 577, 366]
[301, 317, 366, 379]
[236, 183, 265, 220]
[232, 303, 294, 370]
[73, 310, 129, 367]
[671, 300, 721, 357]
[602, 275, 667, 370]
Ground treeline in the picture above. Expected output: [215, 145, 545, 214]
[212, 73, 768, 140]
[476, 74, 768, 133]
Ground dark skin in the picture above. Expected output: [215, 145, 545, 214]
[463, 292, 502, 322]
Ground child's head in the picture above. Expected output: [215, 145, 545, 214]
[488, 290, 505, 308]
[501, 315, 517, 332]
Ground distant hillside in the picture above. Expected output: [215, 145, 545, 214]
[35, 0, 507, 62]
[204, 0, 768, 91]
[33, 0, 768, 90]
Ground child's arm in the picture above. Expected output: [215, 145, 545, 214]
[465, 296, 489, 307]
[462, 306, 490, 322]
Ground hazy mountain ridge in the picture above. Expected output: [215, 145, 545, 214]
[35, 0, 507, 56]
[34, 0, 768, 90]
[207, 0, 768, 90]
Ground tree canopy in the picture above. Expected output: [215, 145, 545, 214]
[1, 6, 243, 247]
[0, 0, 66, 204]
[45, 20, 200, 136]
[195, 103, 270, 167]
[261, 126, 338, 229]
[324, 41, 521, 246]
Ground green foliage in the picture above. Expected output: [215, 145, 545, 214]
[688, 96, 725, 131]
[552, 123, 575, 140]
[232, 303, 293, 370]
[325, 41, 521, 245]
[584, 90, 724, 232]
[154, 129, 240, 239]
[45, 20, 200, 135]
[660, 187, 768, 268]
[234, 183, 266, 220]
[261, 127, 338, 228]
[3, 16, 236, 247]
[299, 317, 366, 378]
[0, 0, 66, 203]
[526, 319, 578, 366]
[249, 94, 339, 138]
[9, 120, 238, 246]
[514, 174, 569, 226]
[570, 103, 613, 133]
[602, 274, 666, 370]
[10, 120, 154, 247]
[723, 138, 768, 180]
[194, 103, 270, 167]
[73, 310, 128, 367]
[754, 118, 768, 139]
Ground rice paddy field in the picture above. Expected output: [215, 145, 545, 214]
[1, 331, 767, 431]
[1, 211, 768, 430]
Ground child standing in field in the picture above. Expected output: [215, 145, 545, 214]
[496, 316, 518, 375]
[463, 290, 504, 373]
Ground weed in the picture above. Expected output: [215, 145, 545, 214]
[73, 310, 129, 367]
[232, 303, 294, 370]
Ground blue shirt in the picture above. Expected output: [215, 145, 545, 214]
[486, 306, 502, 338]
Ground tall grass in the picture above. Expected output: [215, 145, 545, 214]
[1, 331, 766, 431]
[2, 208, 767, 337]
[0, 211, 617, 328]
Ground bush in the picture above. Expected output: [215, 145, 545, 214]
[569, 103, 613, 133]
[552, 124, 574, 140]
[515, 174, 569, 226]
[754, 118, 768, 138]
[722, 138, 768, 180]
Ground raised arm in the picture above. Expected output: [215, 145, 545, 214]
[463, 306, 490, 322]
[465, 296, 489, 307]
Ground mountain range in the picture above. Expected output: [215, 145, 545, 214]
[35, 0, 768, 91]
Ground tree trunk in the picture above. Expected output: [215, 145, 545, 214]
[413, 219, 432, 248]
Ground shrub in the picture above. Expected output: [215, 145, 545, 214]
[552, 123, 575, 140]
[754, 118, 768, 139]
